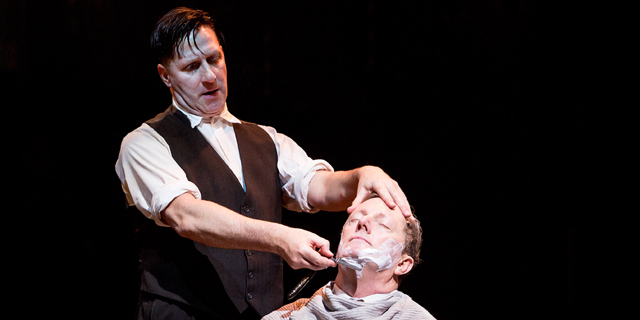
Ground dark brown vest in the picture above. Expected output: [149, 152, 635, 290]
[138, 106, 283, 318]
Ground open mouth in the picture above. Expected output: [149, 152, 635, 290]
[203, 89, 219, 96]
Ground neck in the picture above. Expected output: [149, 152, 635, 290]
[171, 94, 225, 119]
[334, 264, 399, 298]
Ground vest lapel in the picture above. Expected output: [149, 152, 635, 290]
[174, 108, 246, 193]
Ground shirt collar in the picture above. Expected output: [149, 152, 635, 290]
[331, 282, 398, 303]
[172, 100, 241, 128]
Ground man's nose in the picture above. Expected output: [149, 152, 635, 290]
[201, 63, 217, 82]
[356, 217, 371, 233]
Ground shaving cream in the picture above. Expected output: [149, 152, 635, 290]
[337, 234, 404, 278]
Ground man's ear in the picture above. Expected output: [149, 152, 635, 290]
[157, 63, 172, 88]
[394, 254, 414, 276]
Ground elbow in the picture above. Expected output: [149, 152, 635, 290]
[162, 195, 198, 239]
[163, 207, 195, 238]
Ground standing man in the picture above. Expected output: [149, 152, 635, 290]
[116, 7, 411, 320]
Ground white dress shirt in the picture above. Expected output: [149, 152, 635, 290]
[115, 102, 333, 226]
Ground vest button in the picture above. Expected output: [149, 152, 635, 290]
[245, 249, 253, 256]
[248, 272, 254, 279]
[242, 206, 250, 213]
[247, 293, 253, 299]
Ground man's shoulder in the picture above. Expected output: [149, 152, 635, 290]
[119, 122, 169, 156]
[122, 122, 160, 141]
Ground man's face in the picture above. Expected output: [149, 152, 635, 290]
[157, 26, 228, 118]
[339, 196, 406, 258]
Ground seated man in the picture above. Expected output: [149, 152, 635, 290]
[262, 193, 436, 320]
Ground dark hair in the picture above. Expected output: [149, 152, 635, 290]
[150, 7, 224, 64]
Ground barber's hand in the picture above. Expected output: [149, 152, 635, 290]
[347, 166, 412, 218]
[276, 227, 336, 271]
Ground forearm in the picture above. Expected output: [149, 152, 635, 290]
[163, 192, 336, 270]
[307, 169, 359, 212]
[308, 165, 412, 217]
[163, 193, 287, 253]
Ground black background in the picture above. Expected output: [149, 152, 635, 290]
[3, 1, 636, 319]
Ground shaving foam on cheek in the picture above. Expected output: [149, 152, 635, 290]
[337, 234, 404, 278]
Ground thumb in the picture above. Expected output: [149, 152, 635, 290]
[310, 237, 335, 268]
[311, 236, 333, 258]
[316, 243, 334, 259]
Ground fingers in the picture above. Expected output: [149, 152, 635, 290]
[346, 188, 368, 214]
[281, 229, 336, 271]
[348, 171, 412, 218]
[385, 183, 413, 218]
[315, 241, 334, 260]
[370, 173, 412, 217]
[305, 239, 337, 270]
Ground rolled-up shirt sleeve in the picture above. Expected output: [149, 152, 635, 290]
[259, 125, 334, 213]
[115, 123, 202, 226]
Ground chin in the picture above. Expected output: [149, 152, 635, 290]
[339, 244, 369, 257]
[200, 104, 225, 115]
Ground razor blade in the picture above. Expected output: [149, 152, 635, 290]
[332, 257, 363, 271]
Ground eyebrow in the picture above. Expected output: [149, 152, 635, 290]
[373, 211, 395, 225]
[176, 47, 222, 69]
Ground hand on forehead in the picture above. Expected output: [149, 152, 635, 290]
[348, 195, 406, 229]
[343, 195, 407, 246]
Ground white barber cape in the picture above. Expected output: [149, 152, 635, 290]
[262, 282, 436, 320]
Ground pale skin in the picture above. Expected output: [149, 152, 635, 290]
[334, 197, 415, 297]
[158, 26, 412, 271]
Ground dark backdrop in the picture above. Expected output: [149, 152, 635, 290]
[3, 1, 635, 319]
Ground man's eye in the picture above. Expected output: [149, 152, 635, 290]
[184, 63, 199, 71]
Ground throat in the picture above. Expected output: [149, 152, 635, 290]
[334, 270, 397, 299]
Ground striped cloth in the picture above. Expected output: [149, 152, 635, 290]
[262, 282, 436, 320]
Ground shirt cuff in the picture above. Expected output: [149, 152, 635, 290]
[287, 160, 334, 213]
